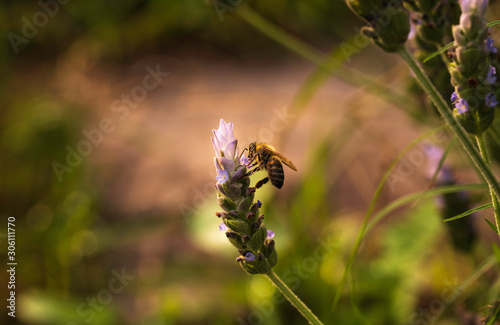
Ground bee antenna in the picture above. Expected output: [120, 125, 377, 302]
[238, 147, 248, 161]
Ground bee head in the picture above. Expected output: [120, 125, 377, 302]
[248, 142, 257, 158]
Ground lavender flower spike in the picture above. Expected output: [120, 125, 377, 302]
[449, 0, 495, 134]
[460, 0, 487, 15]
[212, 119, 278, 274]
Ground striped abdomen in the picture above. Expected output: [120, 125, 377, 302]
[266, 158, 285, 189]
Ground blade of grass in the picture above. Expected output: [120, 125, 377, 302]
[236, 5, 419, 113]
[486, 218, 498, 232]
[443, 203, 493, 222]
[332, 125, 448, 311]
[423, 20, 500, 63]
[366, 184, 487, 233]
[398, 46, 500, 234]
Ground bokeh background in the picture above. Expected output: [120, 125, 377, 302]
[2, 1, 500, 324]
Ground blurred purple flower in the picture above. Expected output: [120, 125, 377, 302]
[219, 223, 228, 232]
[451, 91, 458, 102]
[486, 93, 498, 107]
[424, 145, 454, 185]
[240, 153, 250, 165]
[266, 230, 275, 240]
[455, 98, 469, 114]
[245, 252, 256, 261]
[212, 119, 242, 183]
[486, 36, 497, 53]
[214, 158, 230, 184]
[487, 65, 497, 84]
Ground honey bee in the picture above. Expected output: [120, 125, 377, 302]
[247, 142, 297, 189]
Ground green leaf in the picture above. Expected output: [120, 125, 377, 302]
[443, 203, 493, 222]
[423, 20, 500, 63]
[485, 218, 498, 232]
[423, 42, 453, 63]
[487, 20, 500, 28]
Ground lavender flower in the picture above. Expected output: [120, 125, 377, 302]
[219, 223, 228, 232]
[451, 91, 458, 102]
[455, 98, 469, 114]
[215, 161, 230, 184]
[245, 252, 256, 261]
[448, 0, 495, 134]
[212, 119, 278, 274]
[459, 0, 487, 16]
[485, 93, 498, 107]
[212, 119, 238, 160]
[487, 65, 497, 84]
[486, 36, 497, 53]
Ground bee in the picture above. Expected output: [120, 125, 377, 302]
[246, 142, 297, 189]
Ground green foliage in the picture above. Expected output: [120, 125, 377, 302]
[4, 0, 500, 324]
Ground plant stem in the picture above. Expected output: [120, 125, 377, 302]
[265, 271, 324, 325]
[236, 5, 420, 113]
[476, 134, 500, 236]
[397, 46, 500, 212]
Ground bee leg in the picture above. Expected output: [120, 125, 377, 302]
[255, 177, 269, 189]
[246, 165, 261, 176]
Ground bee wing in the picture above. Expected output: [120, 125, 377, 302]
[271, 152, 297, 171]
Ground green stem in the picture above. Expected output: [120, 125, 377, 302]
[265, 271, 324, 325]
[476, 134, 500, 237]
[236, 5, 420, 113]
[397, 46, 500, 205]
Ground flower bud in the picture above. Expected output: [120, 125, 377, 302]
[231, 166, 247, 182]
[224, 183, 242, 201]
[346, 0, 410, 52]
[217, 196, 236, 212]
[237, 193, 254, 212]
[246, 211, 255, 220]
[447, 0, 495, 135]
[239, 257, 273, 275]
[226, 232, 246, 250]
[216, 183, 229, 197]
[456, 47, 482, 75]
[224, 219, 250, 234]
[247, 225, 267, 252]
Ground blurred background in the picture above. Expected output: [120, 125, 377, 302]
[2, 0, 500, 324]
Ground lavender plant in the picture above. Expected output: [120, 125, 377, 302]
[406, 1, 460, 105]
[448, 0, 498, 135]
[211, 119, 324, 325]
[346, 0, 500, 237]
[211, 119, 277, 274]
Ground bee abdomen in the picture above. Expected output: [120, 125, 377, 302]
[267, 158, 285, 189]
